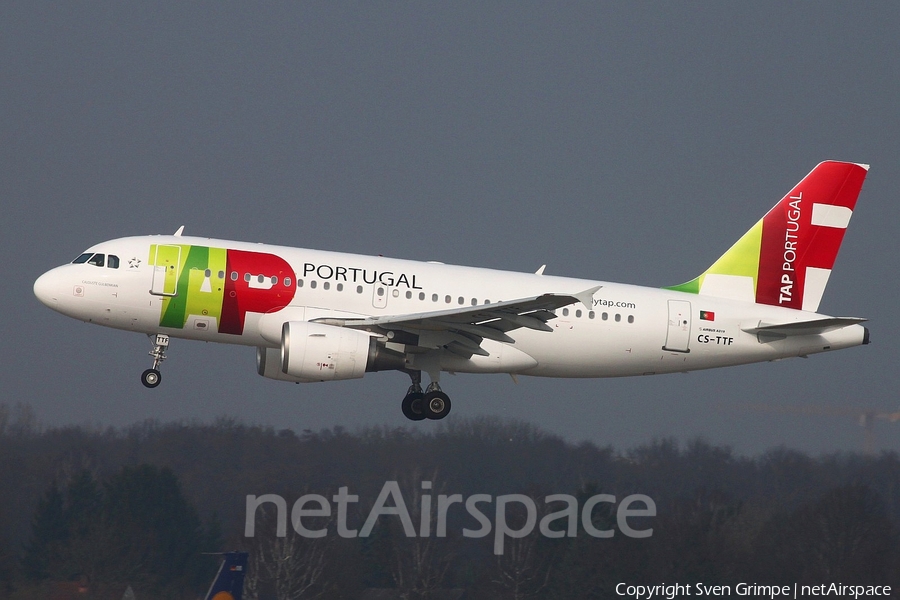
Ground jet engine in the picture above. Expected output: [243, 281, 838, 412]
[257, 321, 407, 383]
[282, 321, 370, 381]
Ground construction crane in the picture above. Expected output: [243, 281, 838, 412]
[738, 403, 900, 455]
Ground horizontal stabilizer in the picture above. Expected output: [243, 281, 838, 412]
[742, 317, 866, 336]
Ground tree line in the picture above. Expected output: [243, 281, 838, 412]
[0, 403, 897, 598]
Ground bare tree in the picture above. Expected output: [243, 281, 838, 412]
[244, 542, 263, 600]
[381, 469, 454, 600]
[490, 494, 552, 600]
[246, 501, 331, 599]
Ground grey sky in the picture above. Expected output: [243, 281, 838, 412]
[3, 3, 899, 455]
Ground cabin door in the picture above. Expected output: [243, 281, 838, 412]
[663, 300, 691, 353]
[150, 245, 182, 296]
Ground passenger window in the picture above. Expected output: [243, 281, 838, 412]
[310, 281, 317, 289]
[615, 314, 621, 322]
[298, 279, 304, 288]
[589, 311, 595, 319]
[204, 269, 211, 277]
[377, 287, 385, 297]
[218, 271, 225, 279]
[357, 285, 363, 293]
[323, 282, 330, 290]
[87, 254, 105, 267]
[602, 312, 608, 320]
[471, 298, 477, 306]
[107, 255, 120, 269]
[562, 308, 569, 316]
[432, 294, 438, 302]
[72, 253, 93, 264]
[244, 273, 251, 282]
[285, 277, 292, 287]
[257, 275, 265, 283]
[271, 276, 278, 285]
[393, 289, 400, 298]
[445, 295, 451, 304]
[576, 309, 582, 318]
[231, 272, 238, 281]
[337, 283, 343, 291]
[419, 292, 425, 300]
[406, 291, 412, 299]
[458, 296, 464, 305]
[628, 315, 635, 324]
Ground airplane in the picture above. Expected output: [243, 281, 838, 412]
[34, 161, 870, 421]
[204, 551, 248, 600]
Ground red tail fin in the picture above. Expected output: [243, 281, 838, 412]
[756, 161, 868, 310]
[667, 161, 869, 312]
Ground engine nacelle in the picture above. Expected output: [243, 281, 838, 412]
[257, 347, 311, 383]
[281, 321, 372, 381]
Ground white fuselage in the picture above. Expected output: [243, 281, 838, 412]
[33, 235, 867, 380]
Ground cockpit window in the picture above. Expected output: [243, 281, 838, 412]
[72, 252, 118, 268]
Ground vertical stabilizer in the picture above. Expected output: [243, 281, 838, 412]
[204, 551, 248, 600]
[667, 161, 868, 311]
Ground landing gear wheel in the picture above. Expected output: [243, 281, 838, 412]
[142, 334, 169, 389]
[423, 391, 451, 420]
[141, 368, 161, 389]
[402, 392, 427, 421]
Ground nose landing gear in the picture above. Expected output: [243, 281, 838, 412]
[141, 333, 169, 389]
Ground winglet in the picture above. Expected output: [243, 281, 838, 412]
[535, 265, 547, 275]
[174, 225, 185, 237]
[573, 285, 602, 310]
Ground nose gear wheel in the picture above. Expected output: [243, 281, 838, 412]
[141, 368, 161, 388]
[142, 334, 169, 389]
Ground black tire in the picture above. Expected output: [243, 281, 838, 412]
[401, 392, 427, 421]
[141, 368, 161, 389]
[423, 391, 451, 420]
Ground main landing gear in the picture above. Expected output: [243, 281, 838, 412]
[141, 333, 169, 389]
[401, 371, 451, 421]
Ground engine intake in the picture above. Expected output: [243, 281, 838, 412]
[257, 346, 308, 382]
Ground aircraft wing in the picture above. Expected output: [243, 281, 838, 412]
[311, 286, 600, 357]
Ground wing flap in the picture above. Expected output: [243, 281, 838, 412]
[310, 287, 599, 353]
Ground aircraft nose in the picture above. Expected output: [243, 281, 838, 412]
[34, 268, 61, 308]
